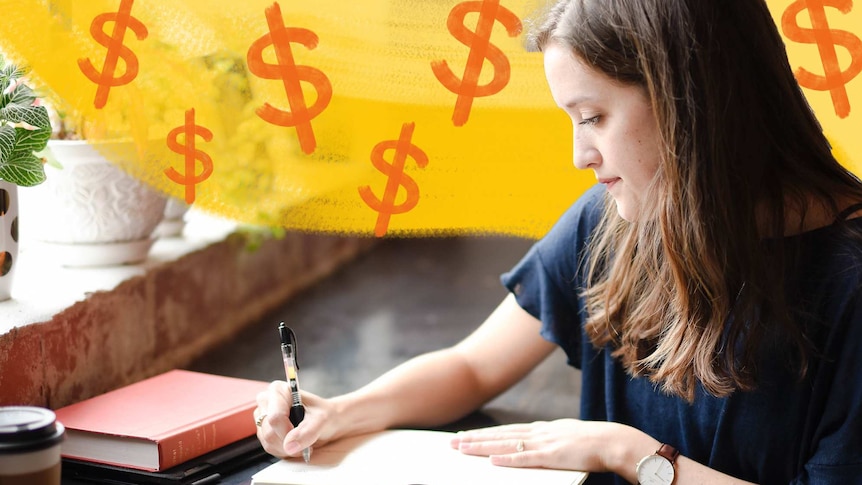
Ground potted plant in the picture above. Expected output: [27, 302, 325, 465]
[0, 55, 51, 301]
[22, 102, 168, 267]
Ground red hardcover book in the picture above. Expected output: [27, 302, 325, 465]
[54, 369, 269, 471]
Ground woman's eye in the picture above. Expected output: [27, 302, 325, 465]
[578, 116, 600, 126]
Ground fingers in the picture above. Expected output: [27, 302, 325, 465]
[451, 419, 613, 472]
[459, 434, 550, 469]
[454, 426, 532, 455]
[255, 382, 331, 459]
[450, 423, 537, 450]
[489, 449, 546, 468]
[255, 381, 294, 458]
[282, 412, 313, 455]
[458, 437, 528, 456]
[451, 422, 550, 469]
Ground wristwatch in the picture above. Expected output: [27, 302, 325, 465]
[635, 443, 679, 485]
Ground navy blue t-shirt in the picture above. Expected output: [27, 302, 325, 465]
[501, 184, 862, 484]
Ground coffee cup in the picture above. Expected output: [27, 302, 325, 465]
[0, 406, 65, 485]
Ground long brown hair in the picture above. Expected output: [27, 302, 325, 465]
[527, 0, 862, 400]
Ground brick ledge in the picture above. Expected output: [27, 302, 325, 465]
[0, 213, 375, 408]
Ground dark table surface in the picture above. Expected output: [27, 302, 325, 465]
[62, 236, 582, 485]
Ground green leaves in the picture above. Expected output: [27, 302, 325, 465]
[0, 61, 27, 94]
[0, 149, 47, 187]
[0, 58, 50, 186]
[0, 125, 14, 159]
[13, 117, 51, 151]
[0, 83, 35, 107]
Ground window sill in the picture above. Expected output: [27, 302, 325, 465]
[0, 211, 375, 408]
[1, 210, 238, 334]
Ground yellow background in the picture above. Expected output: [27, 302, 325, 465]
[0, 0, 858, 238]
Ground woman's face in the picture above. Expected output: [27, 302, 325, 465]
[543, 41, 662, 221]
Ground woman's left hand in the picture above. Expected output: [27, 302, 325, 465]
[450, 419, 648, 473]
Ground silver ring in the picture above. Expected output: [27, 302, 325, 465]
[516, 440, 525, 452]
[255, 413, 267, 427]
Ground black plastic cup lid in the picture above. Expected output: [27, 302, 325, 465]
[0, 406, 65, 454]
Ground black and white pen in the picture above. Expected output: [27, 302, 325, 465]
[278, 322, 311, 463]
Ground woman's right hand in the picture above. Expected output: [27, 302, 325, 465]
[254, 295, 553, 458]
[254, 380, 338, 458]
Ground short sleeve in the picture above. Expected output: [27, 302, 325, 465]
[500, 184, 606, 368]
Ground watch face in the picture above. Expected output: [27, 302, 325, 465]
[637, 454, 675, 485]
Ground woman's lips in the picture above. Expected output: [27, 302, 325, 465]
[598, 177, 620, 190]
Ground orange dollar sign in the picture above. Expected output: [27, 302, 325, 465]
[247, 2, 333, 154]
[431, 0, 522, 126]
[358, 123, 429, 237]
[78, 0, 148, 109]
[165, 109, 214, 204]
[782, 0, 862, 118]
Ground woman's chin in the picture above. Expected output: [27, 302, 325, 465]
[613, 200, 637, 222]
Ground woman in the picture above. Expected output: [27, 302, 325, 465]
[255, 0, 862, 483]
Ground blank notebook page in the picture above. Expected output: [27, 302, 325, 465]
[251, 429, 587, 485]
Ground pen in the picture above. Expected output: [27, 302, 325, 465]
[278, 322, 311, 463]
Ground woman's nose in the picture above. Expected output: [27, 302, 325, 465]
[573, 145, 601, 170]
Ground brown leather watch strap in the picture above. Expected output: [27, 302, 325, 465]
[656, 443, 680, 464]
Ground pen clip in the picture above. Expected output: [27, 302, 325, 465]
[278, 322, 299, 369]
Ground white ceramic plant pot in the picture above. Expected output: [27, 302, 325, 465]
[26, 140, 167, 267]
[0, 181, 18, 300]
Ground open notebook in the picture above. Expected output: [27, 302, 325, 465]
[251, 429, 588, 485]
